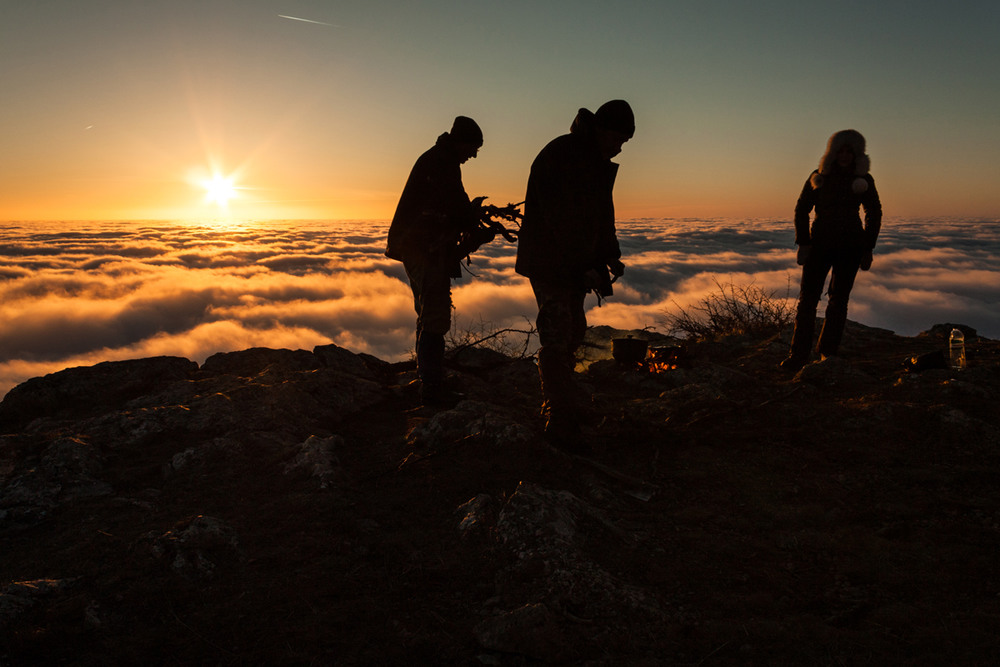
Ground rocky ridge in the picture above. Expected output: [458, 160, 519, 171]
[1, 322, 1000, 665]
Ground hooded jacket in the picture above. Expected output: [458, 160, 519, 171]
[515, 108, 622, 286]
[385, 132, 476, 277]
[794, 129, 882, 250]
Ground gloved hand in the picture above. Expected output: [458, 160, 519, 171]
[476, 225, 497, 245]
[860, 249, 873, 271]
[458, 226, 496, 256]
[796, 245, 811, 266]
[583, 268, 603, 290]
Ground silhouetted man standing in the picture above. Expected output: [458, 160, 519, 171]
[386, 116, 485, 405]
[515, 100, 634, 449]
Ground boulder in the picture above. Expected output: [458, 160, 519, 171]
[140, 515, 243, 580]
[0, 357, 198, 431]
[200, 347, 320, 377]
[477, 482, 669, 660]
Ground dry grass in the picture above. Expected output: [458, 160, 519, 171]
[662, 277, 794, 340]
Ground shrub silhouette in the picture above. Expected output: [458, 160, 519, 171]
[662, 277, 794, 340]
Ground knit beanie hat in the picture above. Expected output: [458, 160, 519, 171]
[450, 116, 483, 146]
[594, 100, 635, 138]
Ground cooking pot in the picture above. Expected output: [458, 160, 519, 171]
[612, 336, 648, 365]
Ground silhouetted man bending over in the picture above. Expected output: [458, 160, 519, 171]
[515, 101, 634, 450]
[386, 116, 485, 405]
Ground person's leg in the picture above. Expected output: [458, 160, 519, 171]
[532, 280, 587, 445]
[405, 257, 453, 402]
[817, 249, 861, 357]
[784, 252, 832, 369]
[568, 289, 588, 355]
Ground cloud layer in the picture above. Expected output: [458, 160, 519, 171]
[2, 218, 998, 396]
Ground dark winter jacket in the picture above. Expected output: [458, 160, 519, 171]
[515, 109, 622, 287]
[385, 133, 476, 276]
[794, 169, 882, 250]
[794, 129, 882, 250]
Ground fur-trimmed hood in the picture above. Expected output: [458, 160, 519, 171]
[810, 129, 871, 194]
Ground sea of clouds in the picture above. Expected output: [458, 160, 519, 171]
[1, 218, 997, 397]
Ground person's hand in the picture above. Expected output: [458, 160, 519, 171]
[583, 269, 602, 289]
[796, 245, 811, 266]
[860, 249, 873, 271]
[479, 226, 497, 244]
[458, 227, 496, 255]
[608, 258, 625, 278]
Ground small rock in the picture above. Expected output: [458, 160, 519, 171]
[474, 603, 568, 659]
[142, 515, 242, 579]
[456, 494, 496, 540]
[284, 435, 344, 489]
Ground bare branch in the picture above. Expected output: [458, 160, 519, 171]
[660, 276, 794, 340]
[445, 317, 538, 359]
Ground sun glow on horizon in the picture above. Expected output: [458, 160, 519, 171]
[200, 172, 239, 208]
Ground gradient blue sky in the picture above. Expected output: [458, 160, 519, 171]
[1, 0, 998, 220]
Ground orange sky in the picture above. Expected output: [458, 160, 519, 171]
[2, 2, 998, 222]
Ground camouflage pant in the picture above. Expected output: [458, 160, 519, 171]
[530, 279, 588, 420]
[404, 254, 453, 337]
[404, 254, 453, 389]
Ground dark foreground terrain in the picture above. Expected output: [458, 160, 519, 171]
[1, 322, 999, 665]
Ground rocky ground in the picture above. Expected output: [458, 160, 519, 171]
[1, 321, 999, 665]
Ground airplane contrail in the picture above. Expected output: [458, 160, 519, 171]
[278, 14, 338, 27]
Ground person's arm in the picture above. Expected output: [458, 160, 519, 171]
[794, 173, 816, 265]
[862, 175, 882, 249]
[859, 175, 881, 271]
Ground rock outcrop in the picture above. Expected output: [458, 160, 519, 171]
[2, 324, 1000, 665]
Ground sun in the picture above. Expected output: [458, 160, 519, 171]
[201, 173, 238, 207]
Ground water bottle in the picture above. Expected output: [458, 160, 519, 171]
[949, 328, 966, 371]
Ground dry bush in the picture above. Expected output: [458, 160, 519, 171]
[661, 277, 794, 340]
[446, 317, 538, 359]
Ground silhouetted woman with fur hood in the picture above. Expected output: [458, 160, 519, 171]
[781, 129, 882, 371]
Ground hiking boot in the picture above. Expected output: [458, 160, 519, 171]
[419, 383, 462, 407]
[543, 416, 592, 456]
[778, 355, 807, 373]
